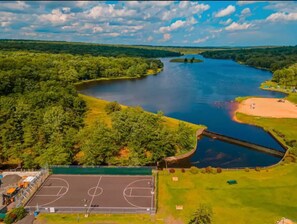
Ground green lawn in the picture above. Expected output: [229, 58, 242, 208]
[36, 164, 297, 224]
[235, 113, 297, 154]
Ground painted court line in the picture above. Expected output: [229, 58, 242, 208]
[56, 186, 64, 196]
[87, 176, 102, 212]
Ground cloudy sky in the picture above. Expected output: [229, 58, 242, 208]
[1, 1, 297, 46]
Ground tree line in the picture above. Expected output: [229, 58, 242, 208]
[272, 63, 297, 87]
[0, 50, 195, 168]
[201, 46, 297, 87]
[0, 40, 181, 58]
[201, 46, 297, 71]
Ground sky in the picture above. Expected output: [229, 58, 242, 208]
[0, 1, 297, 47]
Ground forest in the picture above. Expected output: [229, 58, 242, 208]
[201, 46, 297, 87]
[0, 50, 194, 168]
[0, 40, 181, 58]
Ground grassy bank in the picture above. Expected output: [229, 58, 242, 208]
[36, 164, 297, 224]
[75, 68, 163, 88]
[79, 94, 204, 133]
[260, 80, 297, 104]
[235, 113, 297, 155]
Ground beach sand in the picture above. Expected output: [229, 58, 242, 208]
[234, 98, 297, 119]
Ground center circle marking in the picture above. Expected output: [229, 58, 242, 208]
[88, 187, 103, 197]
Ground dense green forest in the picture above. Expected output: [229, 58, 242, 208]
[272, 63, 297, 87]
[202, 46, 297, 72]
[202, 46, 297, 87]
[78, 107, 195, 166]
[0, 50, 194, 168]
[0, 40, 181, 58]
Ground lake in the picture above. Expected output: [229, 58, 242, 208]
[79, 55, 285, 168]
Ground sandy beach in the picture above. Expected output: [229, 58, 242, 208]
[234, 97, 297, 119]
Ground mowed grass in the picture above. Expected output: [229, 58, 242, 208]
[36, 164, 297, 224]
[157, 165, 297, 224]
[236, 112, 297, 148]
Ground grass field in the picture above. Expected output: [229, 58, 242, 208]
[235, 113, 297, 154]
[36, 163, 297, 224]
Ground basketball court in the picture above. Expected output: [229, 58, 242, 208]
[26, 174, 155, 214]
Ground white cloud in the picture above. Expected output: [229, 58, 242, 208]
[0, 1, 29, 11]
[241, 8, 251, 16]
[40, 9, 74, 24]
[266, 12, 297, 22]
[147, 36, 153, 42]
[219, 18, 232, 25]
[191, 3, 210, 14]
[88, 4, 136, 19]
[193, 36, 209, 43]
[1, 21, 11, 27]
[215, 5, 236, 18]
[62, 7, 71, 13]
[163, 33, 171, 41]
[159, 20, 186, 33]
[225, 22, 252, 31]
[237, 1, 257, 6]
[264, 2, 297, 13]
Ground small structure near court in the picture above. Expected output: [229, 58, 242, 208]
[227, 180, 237, 185]
[176, 205, 183, 210]
[172, 177, 178, 182]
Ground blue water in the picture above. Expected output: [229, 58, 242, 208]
[79, 55, 285, 168]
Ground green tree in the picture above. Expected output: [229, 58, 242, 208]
[105, 101, 121, 114]
[189, 204, 213, 224]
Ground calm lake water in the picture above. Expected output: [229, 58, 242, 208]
[79, 55, 285, 168]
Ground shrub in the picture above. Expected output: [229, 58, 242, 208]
[181, 168, 186, 173]
[4, 207, 27, 224]
[255, 167, 261, 172]
[283, 155, 296, 164]
[189, 166, 199, 174]
[244, 168, 250, 172]
[189, 204, 213, 224]
[105, 101, 121, 114]
[169, 168, 175, 173]
[216, 167, 222, 173]
[205, 166, 213, 174]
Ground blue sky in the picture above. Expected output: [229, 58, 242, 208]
[0, 1, 297, 46]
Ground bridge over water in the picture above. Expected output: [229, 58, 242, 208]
[202, 130, 285, 158]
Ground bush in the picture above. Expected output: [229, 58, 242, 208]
[181, 168, 186, 173]
[283, 155, 296, 164]
[4, 207, 27, 224]
[244, 168, 250, 172]
[105, 101, 121, 114]
[169, 168, 175, 173]
[205, 166, 213, 174]
[216, 167, 222, 173]
[255, 167, 261, 172]
[189, 204, 213, 224]
[189, 166, 199, 174]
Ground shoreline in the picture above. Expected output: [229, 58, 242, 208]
[75, 68, 163, 89]
[233, 97, 297, 119]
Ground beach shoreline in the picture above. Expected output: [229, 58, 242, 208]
[233, 97, 297, 120]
